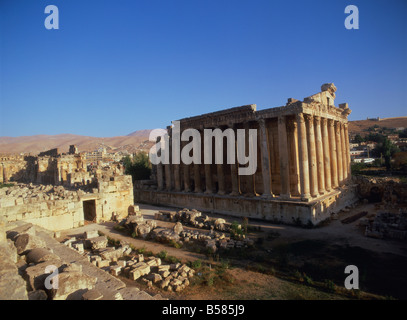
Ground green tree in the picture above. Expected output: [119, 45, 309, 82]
[365, 133, 386, 144]
[372, 137, 400, 170]
[353, 134, 365, 144]
[122, 152, 152, 181]
[399, 128, 407, 139]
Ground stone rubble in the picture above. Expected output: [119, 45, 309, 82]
[62, 228, 196, 293]
[0, 221, 162, 300]
[122, 207, 254, 252]
[364, 211, 407, 240]
[155, 208, 232, 232]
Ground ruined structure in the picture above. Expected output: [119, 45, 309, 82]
[0, 146, 134, 231]
[135, 84, 357, 225]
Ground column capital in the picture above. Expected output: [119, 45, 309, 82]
[314, 115, 321, 123]
[321, 117, 328, 125]
[287, 120, 296, 132]
[304, 113, 313, 123]
[296, 113, 305, 123]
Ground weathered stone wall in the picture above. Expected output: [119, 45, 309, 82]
[0, 176, 134, 231]
[96, 175, 134, 222]
[0, 184, 86, 231]
[354, 176, 407, 206]
[0, 155, 30, 183]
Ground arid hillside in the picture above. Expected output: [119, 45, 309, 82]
[348, 117, 407, 136]
[0, 131, 155, 155]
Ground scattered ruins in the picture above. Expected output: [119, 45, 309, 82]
[0, 146, 157, 300]
[0, 146, 134, 231]
[123, 207, 254, 253]
[0, 218, 164, 300]
[135, 84, 357, 225]
[62, 215, 196, 293]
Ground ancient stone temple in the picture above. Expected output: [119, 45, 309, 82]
[135, 84, 357, 225]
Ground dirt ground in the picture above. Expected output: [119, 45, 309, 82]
[59, 201, 407, 300]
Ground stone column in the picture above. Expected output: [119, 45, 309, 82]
[157, 163, 164, 190]
[340, 122, 348, 182]
[204, 164, 213, 194]
[296, 113, 310, 200]
[164, 164, 171, 191]
[287, 119, 300, 196]
[174, 164, 181, 192]
[305, 114, 318, 198]
[229, 124, 240, 196]
[344, 123, 351, 179]
[278, 115, 290, 199]
[217, 163, 226, 195]
[193, 163, 202, 193]
[258, 118, 273, 198]
[0, 164, 3, 184]
[321, 118, 332, 191]
[181, 141, 191, 192]
[3, 166, 8, 183]
[244, 122, 255, 196]
[193, 130, 202, 193]
[164, 130, 172, 191]
[328, 119, 338, 188]
[314, 116, 325, 195]
[335, 121, 344, 185]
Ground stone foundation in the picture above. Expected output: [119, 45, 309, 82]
[135, 185, 357, 226]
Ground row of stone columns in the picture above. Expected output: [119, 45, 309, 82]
[155, 113, 350, 201]
[297, 114, 350, 200]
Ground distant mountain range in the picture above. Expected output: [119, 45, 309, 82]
[0, 116, 406, 155]
[0, 131, 154, 155]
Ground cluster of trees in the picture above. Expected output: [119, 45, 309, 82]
[353, 132, 391, 144]
[399, 128, 407, 138]
[122, 152, 151, 181]
[352, 132, 405, 171]
[370, 137, 400, 169]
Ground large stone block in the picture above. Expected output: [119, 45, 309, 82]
[110, 265, 122, 276]
[14, 233, 47, 255]
[50, 271, 97, 300]
[131, 262, 150, 277]
[89, 236, 108, 250]
[6, 223, 36, 242]
[173, 222, 183, 235]
[97, 260, 110, 268]
[146, 273, 162, 284]
[99, 247, 125, 261]
[26, 248, 61, 264]
[84, 230, 99, 239]
[24, 260, 63, 291]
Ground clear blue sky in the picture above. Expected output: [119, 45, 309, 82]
[1, 0, 406, 137]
